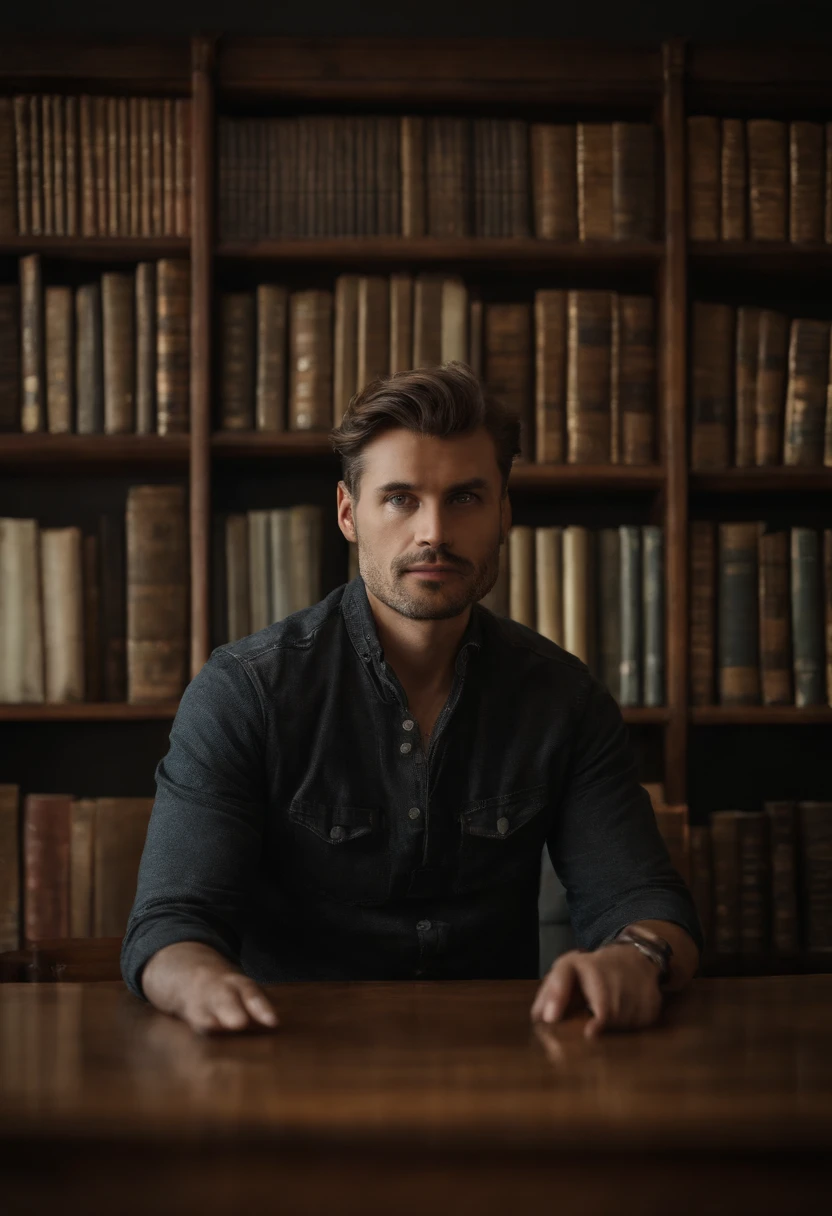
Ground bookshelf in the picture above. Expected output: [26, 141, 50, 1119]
[1, 35, 831, 973]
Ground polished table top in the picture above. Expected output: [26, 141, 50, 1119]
[1, 975, 830, 1155]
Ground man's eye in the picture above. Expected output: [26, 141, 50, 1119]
[386, 494, 478, 507]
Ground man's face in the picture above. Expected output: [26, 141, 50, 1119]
[336, 426, 511, 622]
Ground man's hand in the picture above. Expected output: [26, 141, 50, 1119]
[530, 944, 664, 1038]
[141, 941, 280, 1036]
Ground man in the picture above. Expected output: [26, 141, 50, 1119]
[122, 362, 703, 1038]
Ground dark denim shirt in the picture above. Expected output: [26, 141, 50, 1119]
[121, 574, 704, 1001]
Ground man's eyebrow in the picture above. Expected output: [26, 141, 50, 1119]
[374, 477, 490, 498]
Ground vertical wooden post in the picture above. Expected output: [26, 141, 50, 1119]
[661, 39, 689, 805]
[189, 36, 215, 678]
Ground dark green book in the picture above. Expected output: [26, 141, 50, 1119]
[718, 522, 761, 705]
[619, 525, 641, 706]
[791, 528, 825, 706]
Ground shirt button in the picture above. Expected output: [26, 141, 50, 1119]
[408, 807, 421, 819]
[330, 825, 346, 841]
[400, 742, 412, 754]
[416, 920, 431, 931]
[402, 719, 414, 731]
[496, 816, 510, 835]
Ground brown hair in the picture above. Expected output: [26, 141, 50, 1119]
[329, 361, 522, 502]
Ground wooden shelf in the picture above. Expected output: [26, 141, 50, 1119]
[691, 706, 832, 726]
[0, 703, 180, 722]
[0, 433, 190, 469]
[689, 241, 832, 274]
[690, 467, 832, 495]
[621, 708, 671, 725]
[0, 237, 189, 260]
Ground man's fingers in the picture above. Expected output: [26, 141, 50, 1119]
[237, 983, 280, 1028]
[579, 965, 611, 1038]
[209, 985, 253, 1031]
[531, 957, 577, 1023]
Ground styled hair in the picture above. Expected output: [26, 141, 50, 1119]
[328, 361, 522, 502]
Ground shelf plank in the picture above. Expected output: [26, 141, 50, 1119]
[0, 237, 190, 260]
[0, 434, 190, 469]
[0, 703, 180, 722]
[690, 467, 832, 494]
[690, 241, 832, 274]
[620, 708, 671, 725]
[691, 706, 832, 725]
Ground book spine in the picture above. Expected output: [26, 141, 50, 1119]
[710, 810, 742, 956]
[288, 289, 334, 430]
[135, 262, 157, 435]
[734, 306, 759, 467]
[507, 119, 530, 238]
[93, 798, 154, 937]
[0, 518, 45, 702]
[720, 118, 747, 240]
[618, 525, 641, 706]
[534, 289, 567, 463]
[357, 275, 390, 390]
[12, 96, 30, 235]
[23, 794, 71, 943]
[97, 513, 126, 702]
[758, 528, 793, 706]
[611, 121, 656, 240]
[333, 274, 359, 427]
[562, 526, 595, 671]
[791, 528, 825, 706]
[797, 801, 832, 952]
[530, 123, 577, 241]
[718, 522, 761, 705]
[156, 258, 190, 434]
[44, 285, 73, 434]
[52, 95, 65, 236]
[687, 116, 720, 240]
[69, 798, 95, 938]
[388, 273, 414, 376]
[93, 95, 107, 237]
[642, 525, 664, 707]
[225, 514, 251, 643]
[535, 527, 563, 647]
[789, 121, 824, 243]
[174, 99, 191, 236]
[738, 811, 770, 958]
[690, 301, 734, 470]
[412, 273, 443, 368]
[126, 485, 188, 703]
[255, 284, 288, 432]
[614, 294, 656, 465]
[20, 252, 45, 433]
[82, 533, 102, 703]
[139, 97, 152, 236]
[28, 95, 42, 235]
[0, 786, 20, 949]
[689, 824, 713, 960]
[576, 122, 613, 240]
[74, 283, 104, 434]
[597, 528, 621, 702]
[508, 526, 535, 629]
[162, 98, 175, 235]
[689, 521, 716, 705]
[129, 96, 141, 237]
[0, 99, 16, 236]
[101, 271, 135, 434]
[783, 318, 830, 465]
[440, 276, 468, 364]
[755, 309, 788, 466]
[41, 95, 53, 234]
[106, 96, 118, 236]
[117, 96, 130, 237]
[764, 800, 800, 957]
[484, 301, 534, 462]
[566, 290, 612, 463]
[79, 94, 96, 236]
[0, 284, 20, 432]
[150, 99, 163, 236]
[219, 291, 256, 431]
[748, 119, 788, 241]
[40, 526, 85, 702]
[64, 95, 78, 237]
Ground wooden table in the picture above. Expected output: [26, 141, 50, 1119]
[0, 975, 830, 1215]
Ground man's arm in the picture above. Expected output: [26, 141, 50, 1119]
[615, 918, 700, 993]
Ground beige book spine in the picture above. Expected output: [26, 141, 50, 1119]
[357, 275, 390, 391]
[289, 290, 333, 430]
[389, 273, 413, 374]
[102, 271, 135, 434]
[440, 277, 468, 364]
[576, 123, 613, 240]
[562, 525, 594, 668]
[0, 518, 45, 703]
[40, 526, 85, 702]
[289, 504, 323, 613]
[413, 274, 443, 368]
[20, 252, 44, 433]
[400, 116, 425, 238]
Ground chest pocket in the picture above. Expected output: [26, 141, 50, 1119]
[285, 798, 391, 906]
[453, 783, 550, 895]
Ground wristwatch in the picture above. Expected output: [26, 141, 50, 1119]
[609, 926, 673, 987]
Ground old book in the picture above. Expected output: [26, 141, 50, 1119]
[566, 290, 612, 464]
[710, 809, 743, 956]
[117, 97, 129, 237]
[783, 318, 830, 465]
[400, 115, 425, 238]
[0, 518, 44, 702]
[28, 95, 42, 234]
[219, 292, 255, 430]
[598, 528, 621, 702]
[530, 123, 577, 241]
[764, 800, 800, 957]
[535, 527, 563, 646]
[413, 274, 443, 369]
[65, 95, 78, 236]
[255, 284, 288, 432]
[289, 505, 323, 613]
[333, 274, 359, 427]
[508, 526, 535, 629]
[718, 522, 761, 706]
[135, 262, 157, 435]
[576, 123, 613, 240]
[468, 292, 483, 379]
[20, 252, 45, 433]
[440, 277, 468, 364]
[150, 98, 163, 236]
[129, 96, 141, 236]
[23, 794, 72, 944]
[247, 510, 272, 632]
[92, 96, 107, 237]
[12, 96, 30, 234]
[738, 811, 769, 958]
[562, 526, 595, 671]
[689, 825, 713, 958]
[93, 798, 154, 938]
[52, 95, 65, 236]
[687, 116, 720, 240]
[379, 115, 400, 237]
[139, 97, 152, 236]
[69, 797, 96, 938]
[156, 258, 190, 435]
[734, 306, 760, 467]
[289, 290, 333, 431]
[758, 528, 793, 706]
[357, 276, 390, 390]
[720, 118, 747, 240]
[174, 99, 192, 236]
[755, 309, 788, 466]
[75, 283, 104, 434]
[534, 289, 567, 464]
[798, 801, 832, 952]
[826, 530, 832, 705]
[0, 785, 20, 949]
[126, 484, 188, 703]
[0, 98, 17, 235]
[642, 525, 664, 707]
[162, 98, 175, 235]
[225, 514, 250, 643]
[41, 526, 85, 702]
[0, 284, 20, 431]
[97, 512, 126, 702]
[791, 527, 824, 706]
[82, 533, 102, 703]
[611, 122, 656, 239]
[389, 273, 413, 374]
[41, 95, 54, 234]
[45, 285, 73, 434]
[612, 294, 656, 465]
[506, 120, 530, 238]
[690, 301, 734, 470]
[789, 121, 824, 243]
[473, 118, 495, 237]
[426, 116, 470, 238]
[336, 115, 356, 238]
[101, 271, 135, 434]
[79, 94, 96, 236]
[689, 520, 716, 705]
[106, 96, 118, 236]
[747, 119, 788, 241]
[618, 525, 641, 706]
[480, 534, 510, 617]
[485, 301, 533, 462]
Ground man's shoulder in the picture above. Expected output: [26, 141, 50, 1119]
[213, 583, 348, 669]
[482, 608, 589, 679]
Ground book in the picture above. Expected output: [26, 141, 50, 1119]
[440, 277, 468, 364]
[426, 116, 470, 238]
[738, 811, 769, 958]
[0, 285, 20, 431]
[642, 525, 664, 707]
[93, 798, 154, 937]
[689, 521, 716, 706]
[413, 274, 443, 368]
[689, 824, 713, 959]
[758, 528, 793, 706]
[598, 528, 621, 701]
[566, 290, 612, 464]
[720, 118, 747, 240]
[101, 271, 135, 434]
[710, 809, 743, 956]
[0, 785, 20, 950]
[755, 309, 788, 466]
[0, 98, 16, 235]
[508, 526, 535, 629]
[289, 289, 333, 430]
[82, 533, 102, 702]
[44, 285, 73, 433]
[535, 527, 563, 647]
[611, 122, 656, 240]
[156, 258, 190, 435]
[20, 252, 44, 433]
[69, 797, 96, 938]
[0, 517, 45, 703]
[690, 301, 733, 470]
[783, 318, 830, 466]
[255, 284, 288, 432]
[562, 526, 595, 671]
[747, 119, 787, 240]
[225, 514, 251, 643]
[134, 262, 157, 435]
[357, 276, 390, 390]
[530, 123, 577, 241]
[789, 121, 824, 243]
[687, 116, 720, 240]
[718, 522, 761, 706]
[734, 306, 759, 467]
[791, 527, 825, 707]
[485, 301, 533, 462]
[219, 292, 255, 430]
[389, 273, 414, 375]
[23, 794, 72, 944]
[798, 801, 832, 952]
[534, 289, 567, 463]
[400, 116, 426, 238]
[618, 525, 641, 706]
[764, 800, 800, 957]
[576, 123, 613, 240]
[75, 282, 104, 434]
[40, 526, 85, 702]
[333, 274, 360, 426]
[98, 512, 126, 702]
[612, 294, 656, 465]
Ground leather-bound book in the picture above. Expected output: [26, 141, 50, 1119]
[576, 123, 613, 240]
[156, 258, 190, 435]
[791, 527, 825, 706]
[79, 94, 96, 236]
[611, 122, 656, 240]
[139, 97, 152, 236]
[106, 96, 118, 236]
[562, 526, 595, 672]
[689, 520, 716, 705]
[400, 115, 425, 238]
[288, 289, 333, 430]
[162, 98, 174, 235]
[738, 811, 770, 960]
[484, 301, 533, 462]
[826, 530, 832, 704]
[336, 115, 356, 239]
[789, 121, 824, 243]
[473, 118, 495, 237]
[754, 308, 788, 465]
[149, 98, 163, 236]
[686, 116, 720, 240]
[468, 292, 483, 379]
[12, 96, 30, 234]
[783, 318, 830, 466]
[128, 96, 141, 236]
[747, 119, 788, 240]
[764, 800, 800, 958]
[0, 98, 16, 235]
[225, 514, 250, 643]
[0, 517, 44, 703]
[612, 294, 656, 465]
[289, 504, 323, 613]
[508, 526, 535, 628]
[710, 809, 743, 957]
[480, 534, 510, 618]
[718, 522, 761, 705]
[566, 289, 612, 464]
[618, 524, 641, 706]
[378, 115, 400, 237]
[41, 95, 53, 234]
[534, 289, 567, 464]
[29, 95, 42, 235]
[333, 274, 359, 427]
[23, 794, 72, 944]
[92, 95, 107, 237]
[40, 526, 85, 702]
[101, 271, 135, 434]
[65, 95, 78, 236]
[535, 526, 563, 646]
[734, 306, 759, 467]
[69, 797, 95, 938]
[174, 98, 191, 237]
[0, 284, 20, 431]
[52, 95, 65, 236]
[219, 291, 255, 431]
[690, 301, 734, 470]
[642, 525, 664, 707]
[117, 97, 129, 237]
[758, 527, 793, 706]
[75, 282, 104, 434]
[0, 785, 20, 950]
[506, 119, 530, 238]
[798, 801, 832, 953]
[82, 533, 102, 703]
[413, 274, 443, 369]
[689, 824, 713, 960]
[720, 118, 747, 240]
[530, 123, 577, 241]
[97, 512, 126, 702]
[440, 277, 468, 364]
[135, 262, 157, 435]
[255, 283, 288, 432]
[389, 273, 414, 374]
[45, 285, 73, 434]
[597, 528, 621, 702]
[20, 252, 44, 433]
[426, 116, 470, 238]
[126, 484, 188, 703]
[93, 798, 154, 938]
[357, 276, 390, 391]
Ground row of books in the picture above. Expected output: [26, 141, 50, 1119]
[690, 523, 832, 708]
[0, 94, 191, 238]
[219, 278, 657, 466]
[0, 785, 151, 950]
[688, 116, 832, 243]
[689, 800, 832, 960]
[218, 115, 658, 241]
[0, 256, 190, 435]
[0, 487, 188, 705]
[692, 302, 832, 470]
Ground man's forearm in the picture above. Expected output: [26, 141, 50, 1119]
[141, 941, 242, 1013]
[617, 919, 700, 992]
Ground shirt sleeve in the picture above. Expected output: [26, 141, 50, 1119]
[120, 648, 268, 1001]
[546, 674, 705, 957]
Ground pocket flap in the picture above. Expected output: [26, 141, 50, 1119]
[461, 784, 548, 840]
[288, 799, 376, 844]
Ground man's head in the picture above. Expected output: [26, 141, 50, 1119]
[330, 361, 521, 622]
